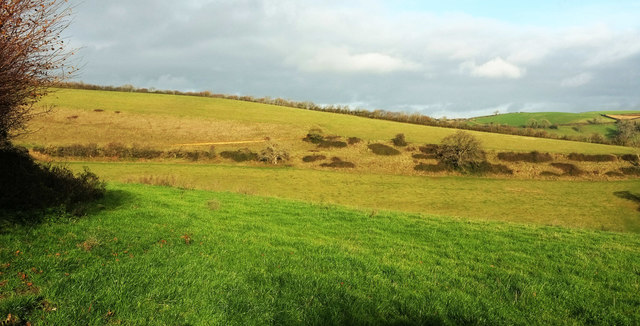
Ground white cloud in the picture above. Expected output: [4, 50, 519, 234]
[460, 57, 525, 79]
[561, 73, 593, 87]
[291, 48, 421, 74]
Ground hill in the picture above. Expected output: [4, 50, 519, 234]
[1, 183, 639, 324]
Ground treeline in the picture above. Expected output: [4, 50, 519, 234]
[56, 82, 629, 146]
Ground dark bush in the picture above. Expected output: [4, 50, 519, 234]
[93, 109, 104, 112]
[540, 171, 561, 177]
[368, 143, 401, 156]
[320, 157, 355, 168]
[0, 145, 105, 212]
[220, 148, 258, 162]
[567, 153, 617, 162]
[392, 133, 407, 147]
[619, 166, 640, 176]
[318, 140, 348, 148]
[129, 145, 163, 159]
[412, 153, 435, 160]
[303, 128, 324, 144]
[103, 142, 130, 158]
[419, 144, 439, 154]
[466, 162, 513, 175]
[497, 151, 552, 163]
[620, 154, 639, 164]
[605, 171, 625, 177]
[347, 137, 362, 145]
[302, 155, 326, 162]
[414, 163, 449, 172]
[550, 163, 584, 176]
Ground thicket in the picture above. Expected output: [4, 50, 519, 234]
[56, 82, 618, 146]
[368, 144, 401, 156]
[0, 145, 105, 213]
[497, 151, 553, 163]
[33, 143, 216, 161]
[391, 133, 407, 147]
[219, 148, 258, 162]
[567, 153, 617, 162]
[320, 157, 355, 168]
[302, 155, 326, 162]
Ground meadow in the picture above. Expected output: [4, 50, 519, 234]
[3, 88, 640, 324]
[1, 184, 639, 325]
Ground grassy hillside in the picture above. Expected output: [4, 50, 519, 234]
[62, 161, 640, 233]
[17, 89, 635, 154]
[1, 184, 639, 325]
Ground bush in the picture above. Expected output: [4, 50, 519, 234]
[540, 171, 561, 177]
[567, 153, 617, 162]
[302, 155, 326, 162]
[550, 163, 584, 176]
[435, 131, 484, 171]
[619, 166, 640, 176]
[412, 153, 435, 160]
[0, 145, 105, 212]
[318, 140, 348, 148]
[605, 171, 624, 177]
[392, 133, 407, 147]
[466, 162, 513, 175]
[320, 157, 355, 168]
[259, 142, 290, 165]
[368, 143, 400, 156]
[497, 151, 552, 163]
[620, 154, 639, 164]
[303, 128, 324, 144]
[220, 148, 258, 162]
[419, 144, 439, 154]
[347, 137, 362, 145]
[414, 163, 449, 172]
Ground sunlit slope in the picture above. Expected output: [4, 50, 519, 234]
[20, 88, 635, 154]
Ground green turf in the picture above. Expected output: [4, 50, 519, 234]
[63, 161, 640, 233]
[1, 183, 639, 325]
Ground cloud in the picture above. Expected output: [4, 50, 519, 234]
[561, 73, 593, 87]
[460, 57, 525, 79]
[290, 48, 421, 74]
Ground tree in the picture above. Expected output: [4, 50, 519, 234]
[436, 131, 484, 170]
[0, 0, 74, 143]
[614, 120, 640, 147]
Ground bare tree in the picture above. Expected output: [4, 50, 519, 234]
[0, 0, 75, 142]
[436, 131, 484, 170]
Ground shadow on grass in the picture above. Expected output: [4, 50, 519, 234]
[0, 189, 133, 230]
[614, 191, 640, 212]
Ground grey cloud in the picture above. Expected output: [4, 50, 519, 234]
[65, 0, 640, 118]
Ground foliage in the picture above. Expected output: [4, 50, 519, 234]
[302, 128, 324, 144]
[368, 143, 400, 156]
[391, 133, 407, 146]
[320, 157, 355, 168]
[614, 120, 640, 146]
[347, 137, 362, 145]
[302, 155, 326, 162]
[0, 144, 105, 213]
[259, 142, 290, 165]
[435, 131, 484, 171]
[219, 148, 258, 162]
[0, 0, 74, 141]
[497, 151, 553, 163]
[567, 153, 618, 162]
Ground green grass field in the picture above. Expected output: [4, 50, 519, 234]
[1, 184, 639, 325]
[469, 111, 639, 126]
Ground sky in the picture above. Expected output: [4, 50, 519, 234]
[64, 0, 640, 118]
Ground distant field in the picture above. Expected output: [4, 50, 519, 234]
[63, 161, 640, 233]
[469, 111, 638, 126]
[1, 184, 639, 324]
[17, 89, 635, 155]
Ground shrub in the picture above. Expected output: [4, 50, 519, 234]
[303, 128, 324, 144]
[347, 137, 362, 145]
[620, 154, 639, 165]
[220, 148, 258, 162]
[567, 153, 617, 162]
[605, 171, 624, 177]
[550, 163, 584, 176]
[419, 144, 439, 154]
[540, 171, 561, 177]
[302, 155, 326, 162]
[497, 151, 552, 163]
[435, 131, 484, 171]
[466, 162, 513, 175]
[318, 140, 348, 148]
[392, 133, 407, 147]
[412, 153, 435, 160]
[368, 143, 400, 156]
[0, 145, 105, 212]
[414, 163, 449, 172]
[259, 142, 290, 165]
[619, 166, 640, 176]
[320, 157, 355, 168]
